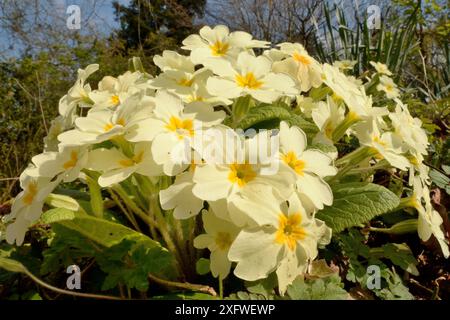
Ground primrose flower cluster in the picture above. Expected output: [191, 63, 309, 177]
[2, 25, 448, 293]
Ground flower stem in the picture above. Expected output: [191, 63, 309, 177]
[23, 264, 122, 300]
[108, 188, 141, 232]
[332, 111, 360, 142]
[219, 276, 224, 299]
[148, 273, 217, 297]
[112, 185, 158, 230]
[368, 219, 418, 235]
[83, 171, 103, 218]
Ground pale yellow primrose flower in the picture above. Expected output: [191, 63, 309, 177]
[58, 93, 154, 146]
[43, 115, 73, 152]
[278, 121, 337, 211]
[228, 185, 331, 294]
[355, 119, 410, 171]
[27, 145, 89, 183]
[390, 99, 428, 157]
[333, 60, 357, 71]
[311, 96, 346, 146]
[377, 75, 400, 99]
[150, 66, 212, 95]
[160, 158, 204, 220]
[192, 129, 296, 226]
[206, 51, 298, 104]
[321, 63, 387, 120]
[412, 177, 449, 258]
[272, 43, 323, 92]
[59, 64, 99, 118]
[370, 61, 392, 76]
[129, 90, 225, 176]
[154, 50, 196, 73]
[182, 25, 269, 64]
[87, 142, 162, 187]
[194, 209, 240, 279]
[4, 169, 61, 245]
[89, 71, 149, 109]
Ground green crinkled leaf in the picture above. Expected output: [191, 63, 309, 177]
[442, 165, 450, 175]
[282, 114, 319, 136]
[237, 105, 291, 130]
[41, 208, 148, 247]
[41, 207, 176, 291]
[316, 183, 400, 233]
[286, 274, 349, 300]
[235, 104, 318, 137]
[429, 168, 450, 195]
[309, 142, 338, 155]
[41, 224, 96, 275]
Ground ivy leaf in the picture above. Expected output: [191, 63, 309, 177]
[338, 229, 372, 283]
[226, 291, 268, 300]
[374, 269, 414, 300]
[316, 183, 400, 233]
[245, 272, 277, 299]
[286, 274, 349, 300]
[376, 243, 419, 276]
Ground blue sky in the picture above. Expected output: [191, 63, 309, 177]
[0, 0, 130, 58]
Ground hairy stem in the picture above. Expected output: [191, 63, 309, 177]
[148, 273, 217, 297]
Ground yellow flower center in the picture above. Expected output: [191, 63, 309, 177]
[23, 182, 38, 205]
[187, 95, 204, 103]
[104, 118, 126, 132]
[235, 72, 263, 89]
[282, 151, 305, 175]
[178, 77, 193, 87]
[275, 213, 307, 251]
[407, 155, 419, 166]
[165, 116, 194, 139]
[209, 41, 229, 56]
[324, 121, 334, 138]
[228, 163, 257, 187]
[215, 232, 233, 251]
[372, 135, 387, 147]
[118, 151, 144, 167]
[385, 84, 394, 92]
[331, 93, 343, 103]
[63, 151, 78, 170]
[293, 52, 311, 65]
[111, 95, 120, 106]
